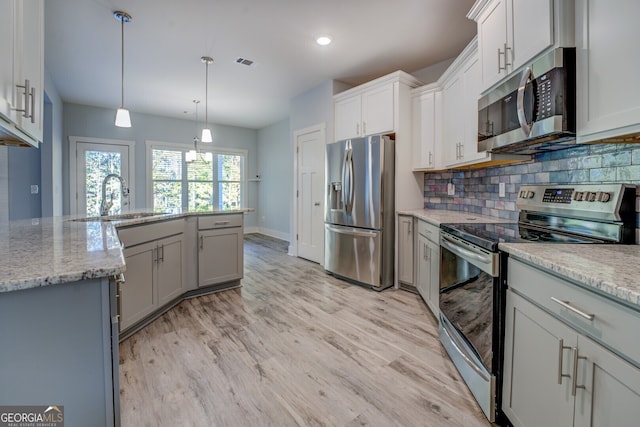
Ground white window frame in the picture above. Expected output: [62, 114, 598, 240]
[145, 140, 247, 211]
[69, 136, 136, 215]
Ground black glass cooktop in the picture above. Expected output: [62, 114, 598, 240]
[440, 222, 603, 252]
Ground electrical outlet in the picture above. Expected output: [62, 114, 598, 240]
[30, 185, 39, 194]
[499, 182, 506, 197]
[447, 183, 455, 196]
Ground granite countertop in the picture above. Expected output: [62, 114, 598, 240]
[500, 243, 640, 309]
[398, 208, 512, 225]
[0, 209, 252, 294]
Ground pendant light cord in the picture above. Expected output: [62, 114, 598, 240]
[204, 60, 209, 129]
[121, 16, 125, 109]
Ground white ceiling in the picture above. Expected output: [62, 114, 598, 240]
[44, 0, 477, 129]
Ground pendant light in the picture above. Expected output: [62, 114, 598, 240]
[186, 100, 212, 163]
[201, 56, 214, 142]
[114, 11, 132, 128]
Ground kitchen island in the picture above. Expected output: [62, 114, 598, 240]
[0, 209, 249, 427]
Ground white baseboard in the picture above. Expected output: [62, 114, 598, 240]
[244, 226, 290, 242]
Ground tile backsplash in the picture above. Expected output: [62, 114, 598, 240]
[423, 143, 640, 223]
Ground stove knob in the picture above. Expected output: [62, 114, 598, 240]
[586, 191, 597, 202]
[573, 191, 584, 201]
[598, 192, 612, 202]
[526, 191, 535, 199]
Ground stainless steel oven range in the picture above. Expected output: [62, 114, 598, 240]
[438, 183, 637, 424]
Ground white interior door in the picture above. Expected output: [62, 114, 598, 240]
[296, 126, 325, 264]
[71, 138, 133, 216]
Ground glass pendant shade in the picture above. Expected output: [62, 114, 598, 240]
[115, 108, 131, 128]
[201, 128, 213, 143]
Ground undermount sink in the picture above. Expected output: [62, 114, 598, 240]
[68, 212, 164, 222]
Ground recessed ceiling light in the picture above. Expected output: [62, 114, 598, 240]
[316, 36, 332, 46]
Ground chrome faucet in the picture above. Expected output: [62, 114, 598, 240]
[100, 173, 129, 216]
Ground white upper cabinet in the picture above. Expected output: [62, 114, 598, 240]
[334, 82, 394, 140]
[0, 0, 44, 147]
[334, 71, 422, 142]
[575, 0, 640, 143]
[468, 0, 573, 93]
[334, 96, 362, 141]
[440, 40, 487, 168]
[411, 84, 442, 170]
[0, 1, 16, 125]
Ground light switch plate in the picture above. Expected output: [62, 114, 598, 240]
[447, 183, 455, 196]
[499, 182, 506, 197]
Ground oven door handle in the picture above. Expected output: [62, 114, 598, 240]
[440, 316, 491, 382]
[441, 235, 492, 265]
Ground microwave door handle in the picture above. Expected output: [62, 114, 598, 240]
[517, 66, 533, 137]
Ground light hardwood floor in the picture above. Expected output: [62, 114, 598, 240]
[119, 234, 491, 426]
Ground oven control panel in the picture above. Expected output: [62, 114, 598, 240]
[516, 184, 635, 221]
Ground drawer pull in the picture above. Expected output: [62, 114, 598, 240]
[215, 221, 230, 225]
[551, 297, 595, 321]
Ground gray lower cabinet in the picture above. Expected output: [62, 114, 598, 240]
[118, 219, 185, 332]
[198, 214, 244, 287]
[398, 215, 414, 287]
[415, 219, 440, 316]
[0, 278, 120, 426]
[503, 258, 640, 427]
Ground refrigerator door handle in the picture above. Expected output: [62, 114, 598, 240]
[342, 144, 354, 215]
[326, 225, 377, 238]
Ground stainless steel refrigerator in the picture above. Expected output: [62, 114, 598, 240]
[324, 135, 395, 291]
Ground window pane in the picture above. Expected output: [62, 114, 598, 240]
[152, 149, 182, 180]
[217, 154, 242, 181]
[153, 182, 182, 213]
[188, 182, 213, 211]
[219, 182, 241, 210]
[187, 157, 213, 181]
[85, 150, 121, 216]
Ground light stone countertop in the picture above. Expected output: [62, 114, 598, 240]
[397, 208, 512, 225]
[500, 243, 640, 309]
[0, 209, 251, 294]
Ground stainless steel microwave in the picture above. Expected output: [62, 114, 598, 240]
[477, 48, 576, 154]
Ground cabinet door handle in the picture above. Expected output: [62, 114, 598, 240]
[15, 79, 31, 118]
[158, 244, 164, 263]
[571, 347, 588, 396]
[498, 47, 504, 72]
[29, 87, 36, 123]
[428, 151, 433, 166]
[152, 247, 158, 263]
[362, 121, 366, 135]
[356, 122, 360, 136]
[503, 43, 512, 69]
[200, 235, 204, 250]
[557, 339, 572, 384]
[551, 297, 595, 321]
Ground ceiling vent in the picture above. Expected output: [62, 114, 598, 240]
[235, 57, 257, 67]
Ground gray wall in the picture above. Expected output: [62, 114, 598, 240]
[62, 103, 259, 228]
[8, 145, 41, 220]
[256, 118, 291, 239]
[42, 68, 64, 217]
[410, 58, 456, 84]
